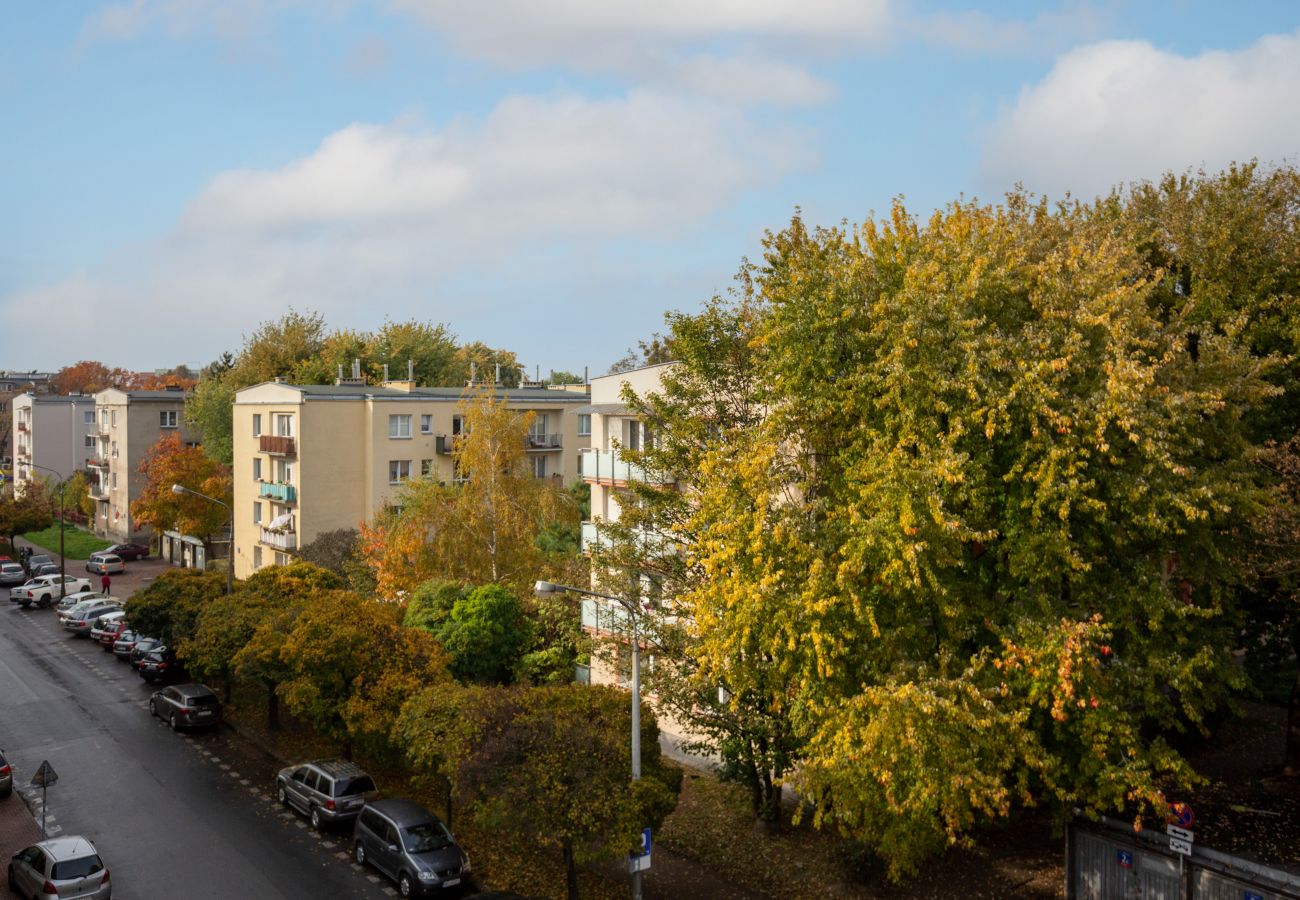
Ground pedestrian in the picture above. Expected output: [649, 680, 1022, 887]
[101, 572, 111, 594]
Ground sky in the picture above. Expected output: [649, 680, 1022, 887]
[2, 1, 1298, 377]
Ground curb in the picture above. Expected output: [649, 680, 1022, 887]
[12, 779, 54, 839]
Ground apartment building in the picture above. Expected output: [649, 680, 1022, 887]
[89, 387, 196, 543]
[230, 377, 592, 579]
[0, 371, 55, 465]
[11, 394, 98, 495]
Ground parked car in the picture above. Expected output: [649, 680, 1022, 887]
[92, 617, 130, 648]
[352, 799, 470, 897]
[58, 597, 119, 624]
[0, 748, 11, 798]
[101, 543, 148, 561]
[85, 555, 125, 576]
[57, 595, 112, 620]
[137, 646, 183, 684]
[7, 836, 111, 900]
[23, 554, 52, 575]
[276, 760, 378, 830]
[0, 562, 28, 586]
[64, 605, 123, 637]
[30, 563, 62, 578]
[111, 630, 142, 660]
[10, 575, 93, 609]
[130, 638, 163, 670]
[149, 683, 222, 731]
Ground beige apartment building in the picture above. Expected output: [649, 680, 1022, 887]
[11, 394, 98, 495]
[230, 377, 592, 579]
[89, 387, 196, 543]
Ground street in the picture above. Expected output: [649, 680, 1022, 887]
[0, 597, 399, 900]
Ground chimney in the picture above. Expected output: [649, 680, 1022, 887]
[383, 364, 389, 382]
[383, 358, 417, 393]
[336, 359, 367, 387]
[407, 359, 414, 381]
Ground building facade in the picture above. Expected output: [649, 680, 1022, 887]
[89, 387, 196, 543]
[11, 394, 98, 495]
[0, 371, 55, 466]
[230, 378, 592, 579]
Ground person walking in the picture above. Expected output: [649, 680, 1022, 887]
[101, 572, 111, 594]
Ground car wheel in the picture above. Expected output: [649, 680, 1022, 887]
[148, 699, 157, 717]
[170, 712, 180, 731]
[399, 873, 413, 897]
[354, 842, 367, 867]
[310, 807, 323, 830]
[6, 863, 14, 891]
[277, 785, 288, 806]
[18, 601, 29, 609]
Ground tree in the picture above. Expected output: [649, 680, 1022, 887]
[399, 684, 680, 900]
[125, 568, 227, 646]
[296, 528, 362, 576]
[451, 341, 522, 387]
[131, 433, 232, 547]
[403, 579, 468, 633]
[607, 333, 674, 374]
[52, 361, 118, 394]
[546, 370, 584, 386]
[361, 393, 576, 596]
[182, 586, 276, 702]
[434, 584, 531, 685]
[0, 480, 54, 548]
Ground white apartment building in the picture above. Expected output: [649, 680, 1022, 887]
[11, 394, 98, 496]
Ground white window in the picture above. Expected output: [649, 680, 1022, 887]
[389, 460, 411, 483]
[100, 410, 109, 428]
[531, 456, 547, 478]
[111, 473, 117, 489]
[389, 415, 412, 438]
[274, 414, 293, 437]
[577, 414, 591, 436]
[84, 435, 95, 448]
[529, 415, 547, 440]
[111, 441, 118, 458]
[253, 502, 262, 525]
[275, 552, 289, 566]
[420, 414, 432, 434]
[83, 411, 94, 425]
[276, 460, 293, 484]
[421, 459, 433, 476]
[252, 458, 262, 481]
[253, 546, 263, 569]
[110, 410, 117, 426]
[252, 414, 262, 437]
[160, 410, 178, 428]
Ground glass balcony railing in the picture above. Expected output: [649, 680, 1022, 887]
[579, 521, 674, 555]
[258, 482, 297, 503]
[578, 449, 672, 485]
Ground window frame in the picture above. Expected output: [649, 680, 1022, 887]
[389, 414, 412, 439]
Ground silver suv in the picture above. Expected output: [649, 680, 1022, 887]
[352, 799, 470, 897]
[275, 760, 377, 830]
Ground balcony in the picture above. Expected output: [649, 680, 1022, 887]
[258, 481, 297, 503]
[581, 597, 632, 636]
[259, 527, 297, 551]
[16, 422, 27, 433]
[89, 482, 109, 500]
[86, 457, 108, 469]
[260, 435, 296, 455]
[526, 433, 562, 451]
[580, 521, 675, 556]
[579, 449, 673, 486]
[436, 434, 464, 456]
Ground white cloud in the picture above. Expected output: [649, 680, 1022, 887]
[980, 31, 1300, 199]
[1, 91, 811, 369]
[912, 5, 1107, 56]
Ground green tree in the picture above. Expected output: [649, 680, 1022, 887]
[0, 480, 54, 548]
[125, 568, 227, 646]
[296, 528, 362, 577]
[436, 584, 531, 685]
[181, 586, 276, 702]
[403, 579, 468, 632]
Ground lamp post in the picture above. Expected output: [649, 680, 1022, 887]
[535, 579, 645, 900]
[171, 484, 233, 595]
[27, 463, 67, 600]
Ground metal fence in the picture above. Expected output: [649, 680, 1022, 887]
[1068, 815, 1300, 900]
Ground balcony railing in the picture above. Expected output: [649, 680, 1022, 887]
[579, 449, 673, 485]
[258, 482, 297, 503]
[580, 521, 675, 556]
[86, 457, 108, 469]
[16, 422, 27, 433]
[526, 433, 562, 451]
[89, 482, 109, 500]
[436, 434, 464, 456]
[259, 527, 297, 551]
[260, 435, 296, 455]
[581, 597, 633, 635]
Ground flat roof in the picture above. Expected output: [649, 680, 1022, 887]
[242, 382, 589, 404]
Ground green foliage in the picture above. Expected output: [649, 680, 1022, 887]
[403, 579, 468, 633]
[185, 377, 236, 466]
[516, 589, 589, 686]
[296, 527, 361, 577]
[438, 584, 531, 685]
[125, 568, 227, 645]
[0, 480, 54, 546]
[20, 522, 111, 560]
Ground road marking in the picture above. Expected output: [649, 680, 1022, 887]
[366, 875, 381, 884]
[335, 852, 350, 861]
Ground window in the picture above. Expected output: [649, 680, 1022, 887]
[253, 502, 262, 525]
[252, 414, 262, 437]
[529, 415, 547, 440]
[110, 410, 117, 426]
[84, 435, 95, 448]
[111, 473, 117, 489]
[100, 410, 108, 429]
[253, 546, 263, 568]
[451, 414, 465, 436]
[420, 414, 432, 434]
[275, 552, 289, 566]
[531, 456, 547, 478]
[421, 459, 433, 476]
[111, 441, 118, 458]
[577, 414, 591, 436]
[160, 410, 178, 428]
[274, 414, 293, 437]
[84, 411, 94, 425]
[252, 458, 262, 481]
[389, 460, 411, 483]
[389, 414, 411, 438]
[276, 460, 293, 483]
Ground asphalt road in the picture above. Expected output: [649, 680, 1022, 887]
[0, 597, 401, 900]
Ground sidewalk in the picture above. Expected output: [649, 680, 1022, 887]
[1, 777, 44, 899]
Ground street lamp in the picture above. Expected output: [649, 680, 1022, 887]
[171, 483, 233, 595]
[27, 463, 68, 600]
[535, 580, 646, 900]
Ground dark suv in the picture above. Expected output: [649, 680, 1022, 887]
[276, 760, 378, 830]
[149, 683, 222, 731]
[352, 799, 470, 896]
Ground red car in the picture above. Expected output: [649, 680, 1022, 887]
[102, 543, 149, 561]
[95, 619, 131, 650]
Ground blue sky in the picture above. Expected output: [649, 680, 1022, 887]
[2, 1, 1298, 376]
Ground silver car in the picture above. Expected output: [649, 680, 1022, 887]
[0, 562, 26, 586]
[63, 604, 123, 636]
[276, 759, 378, 830]
[7, 835, 111, 899]
[57, 591, 108, 614]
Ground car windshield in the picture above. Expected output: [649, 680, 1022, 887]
[332, 775, 376, 797]
[403, 821, 453, 853]
[51, 855, 103, 879]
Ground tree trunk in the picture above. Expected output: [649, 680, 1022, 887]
[1286, 626, 1300, 775]
[563, 838, 579, 900]
[266, 682, 280, 731]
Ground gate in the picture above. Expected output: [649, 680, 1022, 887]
[1068, 816, 1300, 900]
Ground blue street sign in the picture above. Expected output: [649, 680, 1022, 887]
[1244, 893, 1262, 900]
[1117, 850, 1133, 869]
[640, 828, 652, 856]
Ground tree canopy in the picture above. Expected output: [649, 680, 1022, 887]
[130, 432, 232, 542]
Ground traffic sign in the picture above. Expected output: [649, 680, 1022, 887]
[1166, 824, 1194, 843]
[1168, 802, 1194, 829]
[629, 827, 652, 873]
[30, 760, 58, 788]
[1169, 837, 1193, 856]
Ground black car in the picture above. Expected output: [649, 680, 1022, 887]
[102, 543, 149, 561]
[129, 638, 163, 670]
[138, 647, 183, 684]
[0, 748, 12, 798]
[149, 684, 222, 731]
[24, 554, 52, 575]
[30, 563, 61, 578]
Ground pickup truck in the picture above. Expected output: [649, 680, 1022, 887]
[9, 574, 94, 608]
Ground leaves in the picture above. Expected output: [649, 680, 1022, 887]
[130, 432, 232, 540]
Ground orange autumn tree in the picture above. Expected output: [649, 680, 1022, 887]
[132, 433, 232, 546]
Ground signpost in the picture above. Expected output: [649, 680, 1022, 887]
[629, 827, 652, 874]
[30, 760, 58, 837]
[1166, 803, 1195, 859]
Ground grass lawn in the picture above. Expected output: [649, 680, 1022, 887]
[22, 523, 113, 560]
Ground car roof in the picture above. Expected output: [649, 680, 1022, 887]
[173, 683, 216, 697]
[36, 836, 98, 861]
[367, 799, 436, 827]
[304, 759, 369, 780]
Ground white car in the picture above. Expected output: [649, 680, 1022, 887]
[9, 575, 93, 609]
[58, 597, 120, 625]
[57, 591, 108, 613]
[85, 554, 126, 575]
